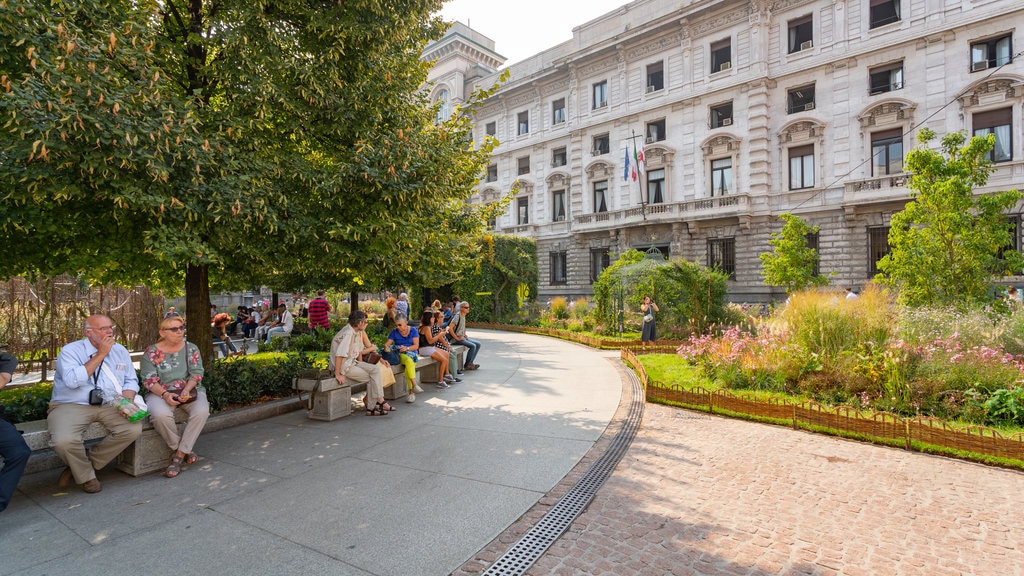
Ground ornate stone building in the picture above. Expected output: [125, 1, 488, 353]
[424, 1, 1024, 302]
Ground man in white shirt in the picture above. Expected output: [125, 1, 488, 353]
[265, 303, 294, 343]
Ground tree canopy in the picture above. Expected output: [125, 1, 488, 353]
[760, 213, 828, 294]
[1, 0, 498, 359]
[876, 128, 1023, 306]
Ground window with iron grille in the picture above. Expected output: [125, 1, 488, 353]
[868, 226, 891, 276]
[708, 238, 736, 279]
[550, 251, 568, 285]
[591, 249, 611, 283]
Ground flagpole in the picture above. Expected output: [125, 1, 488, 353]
[630, 130, 648, 222]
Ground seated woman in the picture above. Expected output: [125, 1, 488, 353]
[384, 314, 420, 403]
[418, 310, 451, 389]
[212, 312, 240, 357]
[428, 310, 460, 383]
[330, 310, 394, 416]
[139, 316, 210, 478]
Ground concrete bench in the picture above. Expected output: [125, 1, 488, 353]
[15, 397, 300, 478]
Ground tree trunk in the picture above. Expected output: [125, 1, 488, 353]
[349, 290, 359, 316]
[185, 263, 213, 370]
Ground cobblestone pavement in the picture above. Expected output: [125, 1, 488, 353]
[458, 387, 1024, 576]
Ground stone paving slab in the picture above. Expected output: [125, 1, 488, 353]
[501, 403, 1024, 576]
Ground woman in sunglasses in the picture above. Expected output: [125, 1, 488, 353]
[139, 316, 209, 478]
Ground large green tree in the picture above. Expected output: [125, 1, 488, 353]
[1, 0, 496, 360]
[877, 128, 1023, 305]
[760, 213, 828, 294]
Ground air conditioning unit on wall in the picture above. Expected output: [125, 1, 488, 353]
[719, 62, 732, 71]
[800, 40, 813, 51]
[971, 60, 990, 72]
[646, 85, 656, 93]
[722, 118, 733, 126]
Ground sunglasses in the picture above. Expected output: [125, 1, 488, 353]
[163, 326, 186, 333]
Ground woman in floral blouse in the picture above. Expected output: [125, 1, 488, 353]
[139, 316, 209, 478]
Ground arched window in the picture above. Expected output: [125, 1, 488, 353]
[436, 88, 451, 123]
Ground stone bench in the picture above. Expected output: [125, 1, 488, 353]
[15, 396, 302, 477]
[292, 345, 466, 421]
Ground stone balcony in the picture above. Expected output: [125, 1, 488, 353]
[842, 173, 910, 206]
[572, 194, 751, 232]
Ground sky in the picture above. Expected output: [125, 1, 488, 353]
[438, 0, 631, 66]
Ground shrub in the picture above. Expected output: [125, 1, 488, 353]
[549, 297, 569, 320]
[0, 382, 53, 423]
[203, 352, 321, 411]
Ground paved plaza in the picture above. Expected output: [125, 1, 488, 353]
[4, 330, 1024, 575]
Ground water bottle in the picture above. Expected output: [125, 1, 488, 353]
[109, 394, 149, 422]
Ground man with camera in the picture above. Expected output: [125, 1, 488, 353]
[48, 315, 142, 493]
[1, 350, 30, 512]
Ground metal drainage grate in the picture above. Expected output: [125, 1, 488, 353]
[481, 367, 645, 576]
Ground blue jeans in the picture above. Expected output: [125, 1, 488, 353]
[0, 417, 30, 513]
[265, 327, 288, 343]
[213, 337, 238, 357]
[453, 337, 481, 365]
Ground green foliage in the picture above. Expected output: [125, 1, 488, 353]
[593, 249, 646, 327]
[656, 259, 734, 335]
[549, 297, 570, 320]
[202, 353, 320, 412]
[877, 129, 1023, 305]
[453, 235, 537, 322]
[0, 382, 53, 423]
[984, 387, 1024, 426]
[760, 213, 829, 294]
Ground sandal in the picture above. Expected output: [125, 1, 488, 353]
[184, 452, 198, 465]
[365, 401, 389, 416]
[380, 402, 396, 412]
[165, 453, 183, 478]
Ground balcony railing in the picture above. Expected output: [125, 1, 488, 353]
[573, 195, 750, 231]
[843, 174, 910, 204]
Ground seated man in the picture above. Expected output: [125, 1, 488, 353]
[330, 310, 394, 415]
[447, 302, 481, 371]
[265, 302, 294, 343]
[48, 315, 143, 493]
[1, 351, 31, 513]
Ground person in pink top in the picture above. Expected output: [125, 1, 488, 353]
[307, 290, 332, 331]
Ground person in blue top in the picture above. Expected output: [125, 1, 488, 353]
[49, 315, 143, 493]
[384, 314, 420, 403]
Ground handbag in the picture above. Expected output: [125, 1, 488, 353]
[643, 313, 654, 323]
[361, 350, 382, 364]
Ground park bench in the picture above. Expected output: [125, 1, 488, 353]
[293, 345, 466, 421]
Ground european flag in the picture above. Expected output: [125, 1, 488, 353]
[622, 147, 630, 182]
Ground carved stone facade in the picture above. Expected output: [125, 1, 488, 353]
[428, 0, 1024, 302]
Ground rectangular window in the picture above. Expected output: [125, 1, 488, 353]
[592, 133, 610, 155]
[517, 111, 529, 135]
[517, 156, 530, 175]
[646, 119, 666, 143]
[806, 231, 821, 277]
[971, 34, 1012, 72]
[710, 39, 732, 73]
[517, 197, 529, 225]
[710, 158, 733, 196]
[550, 252, 568, 285]
[552, 98, 566, 125]
[710, 102, 734, 128]
[869, 0, 901, 29]
[973, 107, 1013, 163]
[998, 215, 1020, 263]
[788, 15, 813, 53]
[594, 180, 608, 213]
[592, 81, 608, 109]
[591, 249, 611, 283]
[787, 84, 816, 113]
[551, 147, 567, 168]
[647, 168, 665, 204]
[869, 62, 904, 94]
[708, 238, 736, 279]
[552, 190, 566, 222]
[871, 129, 903, 175]
[485, 121, 496, 136]
[646, 61, 664, 92]
[486, 164, 498, 183]
[789, 144, 815, 190]
[868, 226, 890, 276]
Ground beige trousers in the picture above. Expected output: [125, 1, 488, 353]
[345, 361, 385, 407]
[147, 389, 210, 456]
[47, 402, 143, 485]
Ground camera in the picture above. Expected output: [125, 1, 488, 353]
[88, 388, 105, 406]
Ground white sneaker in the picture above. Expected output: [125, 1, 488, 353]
[413, 384, 424, 393]
[435, 381, 449, 389]
[406, 393, 416, 403]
